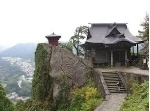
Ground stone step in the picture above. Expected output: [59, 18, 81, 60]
[102, 72, 127, 93]
[106, 83, 119, 86]
[102, 72, 117, 74]
[105, 81, 120, 83]
[106, 82, 126, 87]
[103, 74, 118, 76]
[103, 73, 118, 75]
[108, 87, 126, 90]
[107, 86, 125, 88]
[103, 75, 119, 78]
[103, 76, 119, 78]
[104, 78, 120, 81]
[109, 90, 127, 93]
[105, 80, 121, 83]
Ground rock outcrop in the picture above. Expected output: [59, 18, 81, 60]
[32, 43, 93, 109]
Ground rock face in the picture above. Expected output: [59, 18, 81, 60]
[32, 43, 93, 108]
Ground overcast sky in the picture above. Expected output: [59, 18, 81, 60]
[0, 0, 149, 48]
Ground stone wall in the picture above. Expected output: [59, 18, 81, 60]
[121, 72, 149, 90]
[93, 69, 110, 99]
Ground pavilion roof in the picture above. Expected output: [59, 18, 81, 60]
[45, 32, 61, 38]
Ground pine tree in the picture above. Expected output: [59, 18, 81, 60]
[138, 13, 149, 57]
[70, 26, 88, 56]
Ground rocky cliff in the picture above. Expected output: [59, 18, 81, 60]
[31, 43, 93, 110]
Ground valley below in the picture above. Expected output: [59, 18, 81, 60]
[0, 57, 34, 102]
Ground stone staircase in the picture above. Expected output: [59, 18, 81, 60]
[102, 72, 127, 93]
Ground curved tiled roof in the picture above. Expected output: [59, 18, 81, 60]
[45, 32, 61, 38]
[86, 23, 143, 44]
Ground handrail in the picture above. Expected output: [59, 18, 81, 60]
[117, 71, 129, 93]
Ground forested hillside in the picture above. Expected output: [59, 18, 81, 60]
[0, 43, 35, 100]
[0, 57, 33, 100]
[0, 43, 37, 60]
[0, 58, 25, 84]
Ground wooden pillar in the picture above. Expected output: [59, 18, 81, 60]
[111, 51, 113, 67]
[137, 44, 139, 57]
[132, 46, 134, 55]
[91, 47, 95, 63]
[125, 49, 127, 64]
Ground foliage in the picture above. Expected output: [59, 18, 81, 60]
[65, 86, 102, 111]
[61, 42, 73, 52]
[0, 84, 15, 111]
[15, 99, 52, 111]
[0, 58, 26, 83]
[15, 43, 98, 111]
[120, 81, 149, 111]
[18, 81, 31, 97]
[5, 80, 31, 97]
[32, 43, 53, 102]
[0, 58, 32, 97]
[69, 26, 88, 56]
[138, 13, 149, 56]
[15, 43, 54, 111]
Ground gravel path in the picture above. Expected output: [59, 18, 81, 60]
[95, 93, 127, 111]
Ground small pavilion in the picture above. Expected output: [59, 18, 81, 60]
[82, 23, 144, 67]
[45, 32, 61, 46]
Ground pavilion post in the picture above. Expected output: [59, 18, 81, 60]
[137, 44, 139, 57]
[125, 49, 127, 64]
[132, 46, 134, 55]
[111, 51, 113, 67]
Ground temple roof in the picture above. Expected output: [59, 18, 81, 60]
[85, 23, 143, 45]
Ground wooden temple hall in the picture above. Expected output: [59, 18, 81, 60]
[82, 23, 144, 67]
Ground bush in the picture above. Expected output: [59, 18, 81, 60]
[120, 81, 149, 111]
[66, 86, 103, 111]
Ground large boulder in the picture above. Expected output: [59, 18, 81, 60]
[32, 43, 93, 108]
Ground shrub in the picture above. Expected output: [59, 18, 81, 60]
[120, 81, 149, 111]
[66, 86, 103, 111]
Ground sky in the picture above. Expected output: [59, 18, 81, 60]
[0, 0, 149, 48]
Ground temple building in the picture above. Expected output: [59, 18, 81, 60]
[82, 23, 144, 67]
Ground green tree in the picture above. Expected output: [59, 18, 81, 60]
[32, 44, 52, 102]
[17, 81, 31, 97]
[61, 42, 73, 52]
[70, 26, 88, 56]
[0, 84, 15, 111]
[138, 13, 149, 56]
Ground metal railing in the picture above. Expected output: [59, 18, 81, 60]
[117, 70, 129, 93]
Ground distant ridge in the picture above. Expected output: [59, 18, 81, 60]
[0, 43, 37, 60]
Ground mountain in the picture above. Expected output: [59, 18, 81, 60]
[0, 43, 37, 60]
